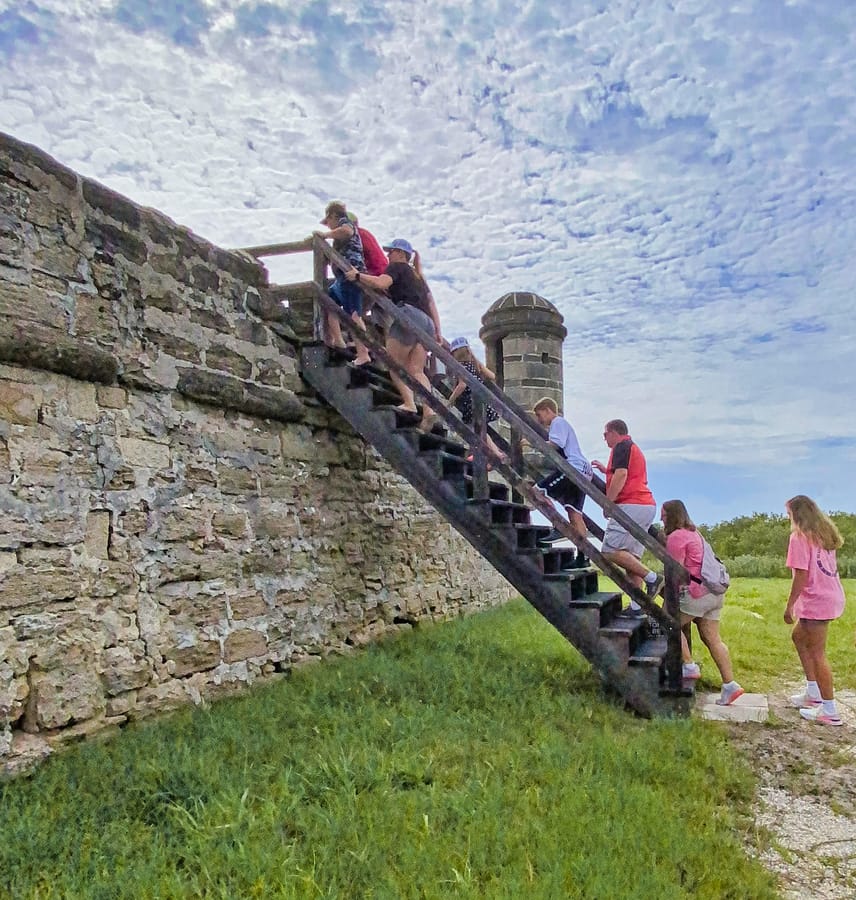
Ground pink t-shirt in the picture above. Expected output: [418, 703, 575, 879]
[666, 529, 706, 598]
[786, 532, 846, 621]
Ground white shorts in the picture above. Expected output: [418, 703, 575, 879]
[601, 504, 656, 557]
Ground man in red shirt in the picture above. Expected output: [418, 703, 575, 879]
[592, 419, 663, 613]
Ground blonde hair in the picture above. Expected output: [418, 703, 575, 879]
[786, 495, 843, 551]
[451, 344, 476, 366]
[533, 397, 558, 414]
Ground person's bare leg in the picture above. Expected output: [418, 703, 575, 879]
[605, 549, 650, 581]
[350, 312, 371, 364]
[565, 507, 587, 542]
[791, 620, 818, 684]
[696, 618, 734, 684]
[679, 613, 695, 664]
[326, 311, 346, 348]
[798, 620, 834, 700]
[387, 337, 416, 411]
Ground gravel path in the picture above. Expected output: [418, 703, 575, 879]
[727, 689, 856, 899]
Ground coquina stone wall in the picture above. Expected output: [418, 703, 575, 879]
[0, 132, 513, 775]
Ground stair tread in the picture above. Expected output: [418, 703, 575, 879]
[629, 636, 667, 665]
[568, 590, 622, 609]
[599, 616, 647, 637]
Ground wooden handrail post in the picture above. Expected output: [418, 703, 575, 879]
[663, 558, 684, 692]
[312, 241, 327, 343]
[471, 394, 490, 502]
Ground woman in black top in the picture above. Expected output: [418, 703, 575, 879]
[346, 238, 443, 430]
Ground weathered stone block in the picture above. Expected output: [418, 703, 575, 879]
[25, 667, 105, 730]
[0, 320, 118, 384]
[217, 464, 258, 495]
[205, 343, 253, 379]
[118, 435, 170, 469]
[96, 385, 127, 409]
[82, 180, 142, 230]
[0, 569, 85, 611]
[223, 629, 267, 663]
[144, 330, 203, 364]
[85, 510, 111, 559]
[0, 381, 41, 424]
[165, 640, 221, 677]
[212, 511, 249, 538]
[101, 646, 151, 695]
[228, 593, 268, 620]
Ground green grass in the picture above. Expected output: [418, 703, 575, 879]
[0, 586, 814, 899]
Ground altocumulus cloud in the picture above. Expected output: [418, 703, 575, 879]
[2, 0, 855, 522]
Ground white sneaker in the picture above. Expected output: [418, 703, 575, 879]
[789, 692, 822, 709]
[682, 662, 701, 680]
[799, 707, 843, 726]
[716, 683, 745, 706]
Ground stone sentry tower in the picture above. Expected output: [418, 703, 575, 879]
[479, 291, 566, 415]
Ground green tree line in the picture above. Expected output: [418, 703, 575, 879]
[698, 511, 856, 579]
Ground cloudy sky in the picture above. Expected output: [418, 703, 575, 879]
[3, 0, 855, 524]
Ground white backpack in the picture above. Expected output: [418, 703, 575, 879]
[691, 535, 730, 595]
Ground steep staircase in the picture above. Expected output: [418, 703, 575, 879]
[300, 345, 689, 717]
[238, 233, 692, 717]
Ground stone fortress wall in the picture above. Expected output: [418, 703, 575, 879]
[0, 133, 513, 775]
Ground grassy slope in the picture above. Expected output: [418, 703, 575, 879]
[2, 582, 835, 899]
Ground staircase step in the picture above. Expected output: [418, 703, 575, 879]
[367, 383, 403, 408]
[348, 362, 395, 391]
[468, 498, 531, 526]
[514, 523, 552, 550]
[464, 476, 509, 501]
[629, 636, 667, 666]
[397, 428, 467, 457]
[541, 547, 585, 574]
[420, 449, 467, 480]
[599, 614, 648, 658]
[374, 404, 428, 429]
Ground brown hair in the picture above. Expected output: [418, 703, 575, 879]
[786, 495, 843, 550]
[533, 397, 558, 414]
[604, 419, 628, 435]
[661, 499, 695, 536]
[324, 201, 347, 220]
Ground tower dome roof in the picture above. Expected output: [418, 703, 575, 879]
[480, 291, 566, 342]
[485, 292, 560, 316]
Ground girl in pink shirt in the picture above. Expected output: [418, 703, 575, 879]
[784, 495, 846, 727]
[661, 500, 743, 706]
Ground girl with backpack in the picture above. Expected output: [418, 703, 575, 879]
[661, 500, 744, 706]
[784, 495, 846, 726]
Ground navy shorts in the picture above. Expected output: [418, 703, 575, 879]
[330, 276, 363, 316]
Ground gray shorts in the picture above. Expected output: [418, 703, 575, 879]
[602, 503, 656, 557]
[680, 587, 723, 621]
[389, 305, 435, 347]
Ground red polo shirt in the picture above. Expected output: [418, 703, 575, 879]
[607, 436, 655, 505]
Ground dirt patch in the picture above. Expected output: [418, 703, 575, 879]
[726, 688, 856, 899]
